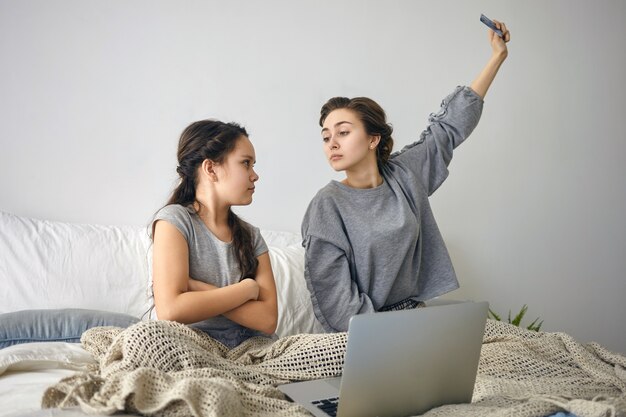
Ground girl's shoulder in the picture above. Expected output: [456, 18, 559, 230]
[153, 204, 197, 231]
[242, 220, 264, 240]
[156, 204, 194, 218]
[150, 204, 196, 241]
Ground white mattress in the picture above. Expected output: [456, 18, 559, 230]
[1, 368, 85, 417]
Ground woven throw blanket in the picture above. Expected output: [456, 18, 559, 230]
[42, 320, 626, 417]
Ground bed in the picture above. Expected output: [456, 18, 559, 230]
[1, 210, 624, 417]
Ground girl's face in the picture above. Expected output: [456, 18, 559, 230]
[321, 108, 376, 172]
[213, 136, 259, 206]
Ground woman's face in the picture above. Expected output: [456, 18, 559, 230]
[213, 136, 259, 206]
[321, 108, 375, 172]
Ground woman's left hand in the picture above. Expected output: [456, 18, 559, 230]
[489, 19, 510, 58]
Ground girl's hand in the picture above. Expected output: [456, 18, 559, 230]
[488, 19, 510, 58]
[240, 278, 260, 301]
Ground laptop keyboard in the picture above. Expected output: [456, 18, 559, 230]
[311, 397, 339, 416]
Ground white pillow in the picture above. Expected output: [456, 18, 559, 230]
[261, 230, 302, 248]
[268, 244, 324, 337]
[0, 211, 152, 318]
[0, 210, 322, 338]
[0, 341, 96, 375]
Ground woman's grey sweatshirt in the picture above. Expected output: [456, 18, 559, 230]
[301, 86, 484, 332]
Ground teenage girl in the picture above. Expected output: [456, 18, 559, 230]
[151, 120, 278, 347]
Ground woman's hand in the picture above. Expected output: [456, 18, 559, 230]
[488, 19, 510, 59]
[470, 18, 511, 99]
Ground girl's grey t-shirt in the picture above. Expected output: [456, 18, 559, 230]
[301, 86, 484, 332]
[153, 204, 269, 347]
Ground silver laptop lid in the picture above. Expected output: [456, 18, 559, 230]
[337, 301, 488, 417]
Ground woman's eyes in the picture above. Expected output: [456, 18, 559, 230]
[322, 131, 349, 141]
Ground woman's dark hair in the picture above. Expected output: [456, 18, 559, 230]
[319, 97, 394, 170]
[165, 119, 258, 280]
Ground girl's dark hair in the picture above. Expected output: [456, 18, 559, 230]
[166, 119, 258, 280]
[319, 97, 394, 170]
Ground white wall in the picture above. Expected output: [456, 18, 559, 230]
[1, 0, 625, 353]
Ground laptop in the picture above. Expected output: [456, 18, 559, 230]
[278, 300, 488, 417]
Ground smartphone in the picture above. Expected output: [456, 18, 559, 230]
[480, 14, 503, 38]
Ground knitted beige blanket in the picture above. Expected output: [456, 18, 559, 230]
[42, 320, 626, 417]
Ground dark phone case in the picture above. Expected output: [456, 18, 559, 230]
[480, 14, 503, 37]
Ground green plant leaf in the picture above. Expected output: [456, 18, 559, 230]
[488, 308, 501, 321]
[511, 305, 528, 327]
[526, 317, 539, 330]
[488, 304, 543, 332]
[528, 318, 543, 332]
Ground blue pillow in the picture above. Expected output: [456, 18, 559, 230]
[0, 309, 140, 348]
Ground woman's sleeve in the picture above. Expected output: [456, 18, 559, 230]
[302, 235, 376, 333]
[391, 86, 484, 196]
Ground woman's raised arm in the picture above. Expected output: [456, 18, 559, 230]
[470, 18, 510, 99]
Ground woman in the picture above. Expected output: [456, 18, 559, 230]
[302, 21, 511, 332]
[151, 120, 278, 347]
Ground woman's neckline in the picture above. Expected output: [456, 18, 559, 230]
[330, 177, 387, 193]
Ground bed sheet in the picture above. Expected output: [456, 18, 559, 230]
[0, 342, 139, 417]
[0, 368, 141, 417]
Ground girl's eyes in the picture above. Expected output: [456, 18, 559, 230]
[243, 160, 254, 168]
[322, 137, 330, 142]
